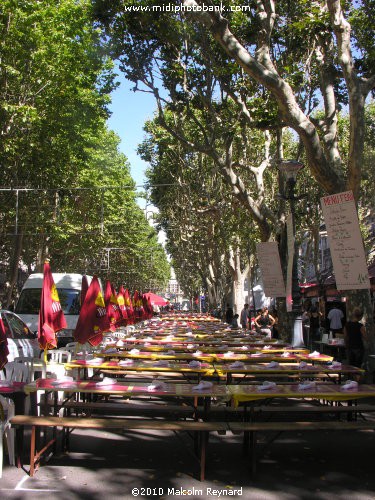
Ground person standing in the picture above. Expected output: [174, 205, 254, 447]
[240, 304, 250, 329]
[254, 307, 275, 338]
[344, 308, 366, 368]
[327, 303, 344, 336]
[309, 304, 322, 343]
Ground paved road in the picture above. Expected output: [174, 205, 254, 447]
[1, 424, 375, 500]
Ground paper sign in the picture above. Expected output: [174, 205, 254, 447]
[320, 191, 370, 290]
[256, 242, 285, 297]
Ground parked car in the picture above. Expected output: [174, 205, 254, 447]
[0, 309, 40, 362]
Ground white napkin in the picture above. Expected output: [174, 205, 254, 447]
[257, 381, 277, 391]
[266, 361, 279, 369]
[96, 377, 117, 386]
[229, 361, 245, 369]
[90, 357, 104, 364]
[251, 353, 263, 357]
[298, 381, 316, 391]
[263, 345, 272, 350]
[104, 348, 117, 354]
[281, 352, 291, 358]
[116, 340, 124, 347]
[329, 361, 342, 369]
[119, 359, 134, 366]
[224, 351, 235, 358]
[241, 345, 248, 350]
[308, 351, 320, 358]
[188, 360, 201, 368]
[51, 376, 74, 386]
[127, 336, 137, 341]
[129, 348, 140, 355]
[154, 360, 169, 367]
[147, 380, 167, 391]
[192, 381, 213, 391]
[341, 380, 359, 391]
[186, 332, 194, 337]
[193, 350, 203, 356]
[187, 344, 195, 349]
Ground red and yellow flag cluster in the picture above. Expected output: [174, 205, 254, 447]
[74, 277, 153, 345]
[36, 261, 156, 350]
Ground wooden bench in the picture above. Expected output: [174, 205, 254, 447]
[228, 420, 375, 475]
[10, 415, 227, 480]
[39, 400, 196, 419]
[204, 403, 375, 421]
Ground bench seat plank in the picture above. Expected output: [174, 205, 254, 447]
[10, 415, 227, 481]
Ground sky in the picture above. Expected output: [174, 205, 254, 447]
[107, 73, 166, 245]
[107, 73, 157, 208]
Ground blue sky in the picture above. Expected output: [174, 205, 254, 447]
[107, 73, 157, 198]
[107, 73, 166, 245]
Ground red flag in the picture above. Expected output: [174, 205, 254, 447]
[38, 262, 67, 350]
[117, 285, 129, 325]
[142, 294, 153, 320]
[124, 288, 135, 325]
[104, 280, 123, 331]
[133, 290, 145, 322]
[81, 275, 89, 305]
[74, 276, 110, 346]
[0, 316, 9, 369]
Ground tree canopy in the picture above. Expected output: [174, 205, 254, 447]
[0, 0, 170, 306]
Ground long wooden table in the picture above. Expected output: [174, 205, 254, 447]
[228, 382, 375, 405]
[95, 350, 333, 364]
[214, 363, 364, 384]
[65, 359, 215, 382]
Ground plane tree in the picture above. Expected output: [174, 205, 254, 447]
[94, 0, 375, 342]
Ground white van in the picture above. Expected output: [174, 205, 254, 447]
[15, 273, 92, 346]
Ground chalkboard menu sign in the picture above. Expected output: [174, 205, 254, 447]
[320, 190, 370, 290]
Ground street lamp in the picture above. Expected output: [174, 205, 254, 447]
[278, 159, 305, 346]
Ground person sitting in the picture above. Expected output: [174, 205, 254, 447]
[230, 314, 240, 329]
[254, 307, 275, 338]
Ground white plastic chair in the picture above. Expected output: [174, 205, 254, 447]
[64, 342, 79, 356]
[112, 331, 126, 339]
[46, 350, 72, 364]
[13, 356, 46, 380]
[4, 362, 30, 383]
[0, 394, 15, 477]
